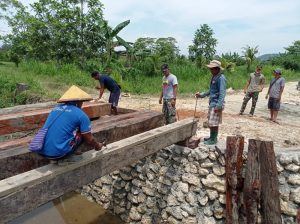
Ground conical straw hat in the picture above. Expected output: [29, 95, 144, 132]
[57, 85, 92, 103]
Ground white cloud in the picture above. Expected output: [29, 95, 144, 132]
[101, 0, 300, 55]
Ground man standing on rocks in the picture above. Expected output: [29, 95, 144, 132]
[239, 65, 265, 116]
[159, 63, 178, 125]
[196, 60, 226, 145]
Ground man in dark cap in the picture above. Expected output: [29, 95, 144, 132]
[159, 63, 178, 124]
[91, 71, 121, 115]
[265, 69, 285, 124]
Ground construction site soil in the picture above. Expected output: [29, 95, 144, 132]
[118, 81, 300, 150]
[1, 82, 299, 150]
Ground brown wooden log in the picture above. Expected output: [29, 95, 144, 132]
[0, 109, 138, 152]
[176, 136, 201, 149]
[225, 135, 245, 224]
[259, 140, 282, 224]
[0, 110, 155, 152]
[0, 111, 164, 180]
[244, 139, 261, 224]
[0, 136, 32, 151]
[0, 118, 198, 223]
[0, 102, 56, 115]
[0, 102, 111, 135]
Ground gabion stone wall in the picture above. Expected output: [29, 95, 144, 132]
[81, 145, 300, 224]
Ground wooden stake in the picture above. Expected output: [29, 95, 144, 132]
[225, 136, 245, 224]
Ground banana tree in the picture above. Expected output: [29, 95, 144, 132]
[102, 19, 130, 67]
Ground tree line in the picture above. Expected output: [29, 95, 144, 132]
[1, 0, 300, 75]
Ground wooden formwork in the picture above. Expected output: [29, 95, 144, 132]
[0, 102, 112, 135]
[0, 111, 164, 180]
[0, 118, 198, 223]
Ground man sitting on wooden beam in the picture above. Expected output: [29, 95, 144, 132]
[37, 85, 105, 164]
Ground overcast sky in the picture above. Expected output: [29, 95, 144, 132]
[2, 0, 300, 56]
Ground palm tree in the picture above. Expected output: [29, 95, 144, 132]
[242, 45, 259, 71]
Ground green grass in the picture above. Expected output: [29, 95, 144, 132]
[0, 60, 299, 108]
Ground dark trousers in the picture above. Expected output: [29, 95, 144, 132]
[240, 92, 259, 115]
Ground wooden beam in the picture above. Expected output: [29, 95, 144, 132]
[225, 136, 245, 224]
[0, 111, 164, 180]
[258, 140, 281, 224]
[0, 102, 112, 135]
[0, 118, 198, 223]
[0, 102, 56, 115]
[243, 139, 261, 224]
[0, 106, 137, 152]
[0, 110, 151, 152]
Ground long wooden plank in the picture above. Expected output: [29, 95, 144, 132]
[0, 109, 138, 152]
[0, 102, 56, 115]
[0, 102, 112, 135]
[0, 110, 150, 153]
[0, 118, 197, 223]
[0, 111, 164, 180]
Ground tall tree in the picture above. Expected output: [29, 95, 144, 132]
[285, 40, 300, 55]
[242, 45, 259, 71]
[188, 24, 217, 67]
[154, 37, 179, 61]
[133, 37, 156, 58]
[3, 0, 106, 64]
[0, 0, 22, 18]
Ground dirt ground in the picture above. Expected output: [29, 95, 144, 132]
[116, 81, 300, 150]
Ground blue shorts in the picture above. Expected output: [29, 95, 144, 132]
[268, 97, 280, 111]
[109, 90, 121, 107]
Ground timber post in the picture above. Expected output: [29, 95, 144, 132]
[226, 137, 282, 224]
[258, 140, 282, 224]
[244, 139, 261, 224]
[225, 135, 245, 224]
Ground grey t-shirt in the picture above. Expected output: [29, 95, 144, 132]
[269, 77, 285, 98]
[247, 72, 265, 93]
[162, 73, 178, 99]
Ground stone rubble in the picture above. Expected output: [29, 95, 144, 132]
[81, 144, 300, 223]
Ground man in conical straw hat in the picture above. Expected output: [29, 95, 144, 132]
[38, 85, 105, 162]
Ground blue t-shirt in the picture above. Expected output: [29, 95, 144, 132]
[99, 75, 120, 93]
[40, 103, 91, 157]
